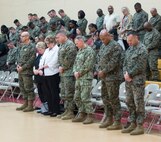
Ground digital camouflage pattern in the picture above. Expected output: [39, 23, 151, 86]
[123, 43, 148, 125]
[143, 28, 160, 80]
[73, 46, 95, 113]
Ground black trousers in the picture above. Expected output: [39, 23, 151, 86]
[44, 73, 60, 113]
[37, 82, 47, 103]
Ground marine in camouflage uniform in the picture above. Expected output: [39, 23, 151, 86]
[72, 36, 96, 124]
[130, 3, 148, 42]
[143, 22, 160, 80]
[56, 32, 77, 120]
[77, 10, 88, 35]
[96, 30, 122, 130]
[6, 42, 18, 71]
[58, 9, 71, 29]
[96, 9, 105, 32]
[46, 21, 58, 37]
[16, 32, 36, 112]
[122, 33, 148, 135]
[149, 8, 161, 58]
[28, 22, 41, 40]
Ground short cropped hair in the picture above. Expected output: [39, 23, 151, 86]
[75, 35, 86, 42]
[58, 9, 64, 13]
[13, 19, 19, 24]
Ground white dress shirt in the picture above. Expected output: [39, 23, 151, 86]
[103, 13, 120, 31]
[39, 44, 59, 76]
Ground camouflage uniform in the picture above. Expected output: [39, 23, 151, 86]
[6, 47, 18, 71]
[96, 40, 122, 122]
[131, 10, 148, 42]
[149, 14, 161, 58]
[9, 32, 19, 45]
[77, 18, 88, 35]
[96, 15, 105, 32]
[73, 46, 95, 114]
[61, 15, 70, 29]
[29, 26, 41, 39]
[49, 16, 61, 24]
[17, 42, 36, 101]
[123, 43, 148, 125]
[46, 29, 58, 38]
[33, 19, 41, 27]
[58, 39, 77, 111]
[16, 25, 23, 33]
[143, 28, 160, 80]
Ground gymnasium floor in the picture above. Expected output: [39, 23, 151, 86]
[0, 102, 161, 142]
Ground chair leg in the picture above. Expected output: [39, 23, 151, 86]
[146, 115, 157, 134]
[0, 88, 8, 101]
[17, 93, 22, 100]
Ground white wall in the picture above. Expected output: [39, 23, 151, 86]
[1, 0, 161, 28]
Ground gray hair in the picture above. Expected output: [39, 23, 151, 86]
[75, 35, 86, 42]
[36, 41, 46, 49]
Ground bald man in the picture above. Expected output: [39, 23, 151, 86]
[96, 29, 123, 130]
[143, 22, 160, 80]
[56, 31, 77, 120]
[149, 8, 161, 32]
[16, 32, 36, 112]
[122, 33, 147, 135]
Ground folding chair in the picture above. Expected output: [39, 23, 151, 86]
[146, 107, 161, 134]
[144, 84, 159, 105]
[91, 80, 101, 98]
[119, 82, 126, 102]
[0, 72, 16, 101]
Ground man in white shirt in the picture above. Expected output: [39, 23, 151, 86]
[103, 5, 120, 41]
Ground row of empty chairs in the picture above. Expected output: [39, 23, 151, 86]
[0, 71, 19, 101]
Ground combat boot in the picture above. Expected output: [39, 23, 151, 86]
[130, 125, 144, 135]
[16, 100, 28, 111]
[121, 122, 136, 133]
[23, 100, 34, 112]
[72, 112, 86, 122]
[99, 117, 113, 128]
[57, 109, 68, 119]
[107, 121, 122, 130]
[83, 113, 94, 124]
[61, 110, 75, 120]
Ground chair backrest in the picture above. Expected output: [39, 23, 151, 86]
[144, 84, 159, 101]
[119, 82, 126, 97]
[91, 80, 102, 97]
[0, 71, 4, 75]
[151, 90, 161, 100]
[4, 71, 10, 77]
[4, 72, 16, 82]
[0, 71, 6, 81]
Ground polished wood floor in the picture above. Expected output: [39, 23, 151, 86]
[0, 102, 161, 142]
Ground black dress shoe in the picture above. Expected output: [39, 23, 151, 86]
[42, 112, 53, 116]
[50, 113, 58, 117]
[50, 113, 60, 117]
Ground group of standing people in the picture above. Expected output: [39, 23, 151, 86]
[1, 2, 161, 136]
